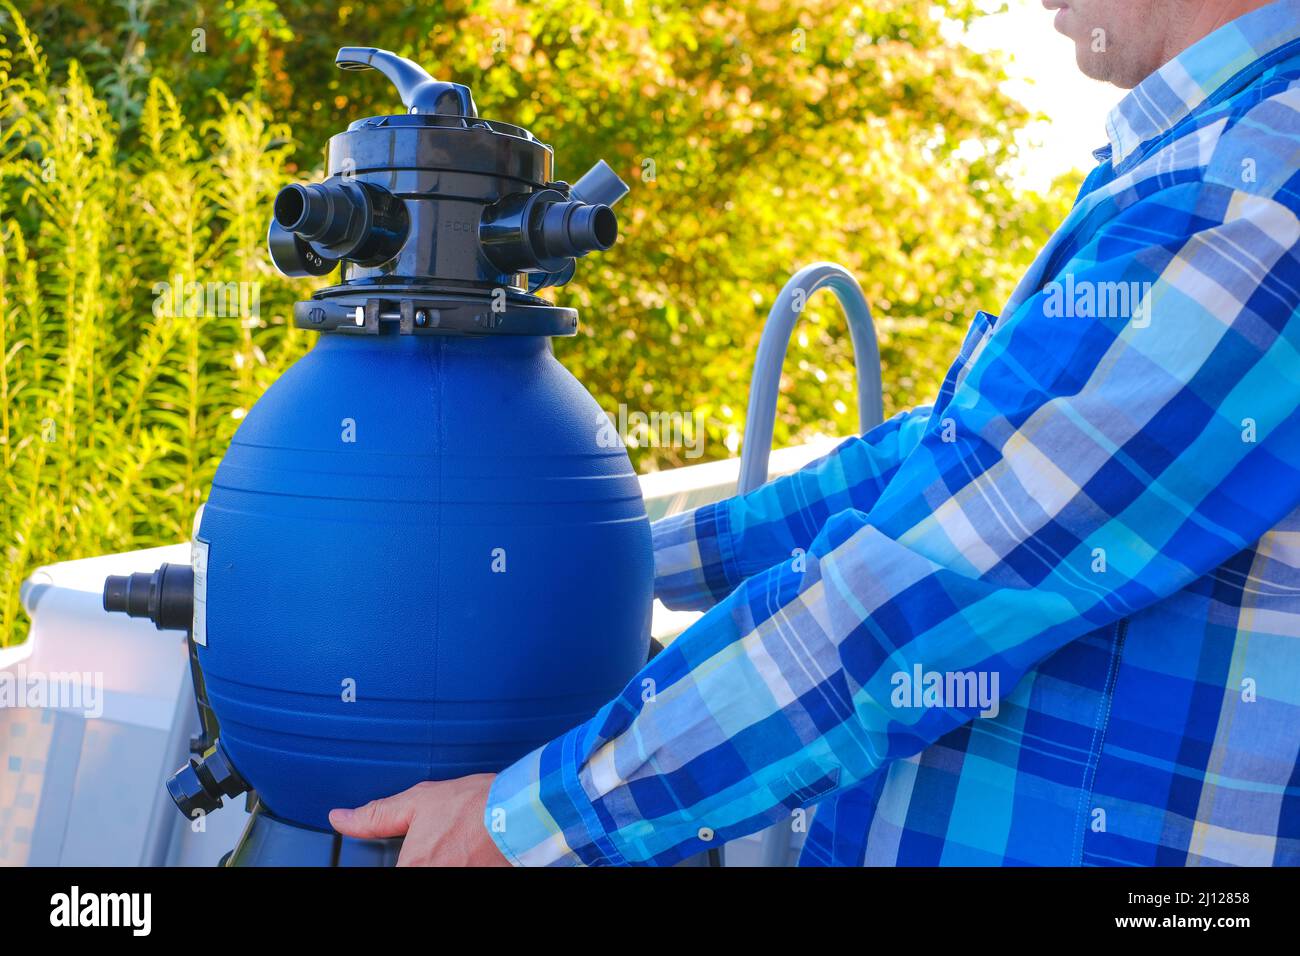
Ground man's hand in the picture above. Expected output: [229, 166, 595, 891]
[329, 773, 512, 867]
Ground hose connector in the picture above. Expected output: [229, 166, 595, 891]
[103, 563, 194, 632]
[268, 178, 409, 277]
[479, 187, 618, 276]
[166, 740, 250, 819]
[524, 160, 629, 291]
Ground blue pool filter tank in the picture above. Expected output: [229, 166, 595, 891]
[104, 47, 653, 844]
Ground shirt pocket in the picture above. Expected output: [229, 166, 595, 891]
[934, 309, 998, 415]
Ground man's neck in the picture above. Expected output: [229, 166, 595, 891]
[1157, 0, 1276, 69]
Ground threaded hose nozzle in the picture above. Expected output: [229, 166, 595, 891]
[566, 203, 618, 253]
[166, 742, 250, 819]
[536, 200, 618, 261]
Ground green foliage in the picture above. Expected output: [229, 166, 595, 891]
[0, 2, 309, 641]
[0, 0, 1080, 643]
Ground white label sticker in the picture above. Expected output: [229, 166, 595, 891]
[191, 538, 209, 647]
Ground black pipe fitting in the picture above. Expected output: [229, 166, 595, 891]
[541, 200, 619, 258]
[267, 221, 339, 278]
[570, 159, 630, 208]
[269, 178, 409, 273]
[103, 562, 220, 755]
[479, 188, 618, 275]
[166, 741, 250, 819]
[103, 563, 194, 632]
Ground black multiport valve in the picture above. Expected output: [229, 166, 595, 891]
[266, 47, 629, 337]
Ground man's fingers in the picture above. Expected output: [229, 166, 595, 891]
[329, 785, 424, 839]
[395, 817, 445, 867]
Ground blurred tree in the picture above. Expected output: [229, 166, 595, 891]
[13, 0, 1079, 460]
[0, 0, 1081, 643]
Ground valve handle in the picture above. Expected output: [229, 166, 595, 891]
[335, 46, 477, 117]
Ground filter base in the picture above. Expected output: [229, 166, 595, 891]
[222, 802, 402, 867]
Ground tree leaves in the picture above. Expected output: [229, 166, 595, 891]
[0, 4, 306, 643]
[0, 0, 1080, 644]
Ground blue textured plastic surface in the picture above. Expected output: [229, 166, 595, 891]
[197, 331, 653, 829]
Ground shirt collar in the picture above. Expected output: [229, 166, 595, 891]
[1104, 0, 1300, 166]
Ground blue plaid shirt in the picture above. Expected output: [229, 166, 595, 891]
[487, 0, 1300, 866]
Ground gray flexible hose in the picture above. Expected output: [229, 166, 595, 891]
[735, 262, 884, 868]
[737, 263, 884, 495]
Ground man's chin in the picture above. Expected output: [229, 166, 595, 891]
[1074, 45, 1114, 84]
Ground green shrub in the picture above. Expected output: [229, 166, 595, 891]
[0, 4, 310, 640]
[0, 1, 1078, 644]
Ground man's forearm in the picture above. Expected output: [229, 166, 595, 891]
[652, 405, 933, 612]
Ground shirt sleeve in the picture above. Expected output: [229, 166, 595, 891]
[651, 406, 934, 612]
[486, 178, 1300, 866]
